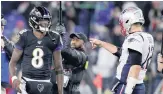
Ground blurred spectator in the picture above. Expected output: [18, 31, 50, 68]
[122, 1, 137, 10]
[1, 14, 15, 94]
[111, 24, 124, 47]
[148, 1, 163, 31]
[106, 7, 121, 30]
[3, 11, 27, 39]
[150, 25, 163, 94]
[93, 47, 117, 93]
[94, 1, 114, 25]
[142, 2, 152, 29]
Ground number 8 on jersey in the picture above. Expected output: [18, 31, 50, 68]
[32, 48, 44, 69]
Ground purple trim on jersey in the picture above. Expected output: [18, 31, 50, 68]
[54, 45, 63, 51]
[15, 45, 23, 50]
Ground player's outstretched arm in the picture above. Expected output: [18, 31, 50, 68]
[90, 38, 119, 54]
[53, 50, 64, 94]
[9, 48, 23, 93]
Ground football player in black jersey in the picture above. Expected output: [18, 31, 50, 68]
[9, 6, 63, 94]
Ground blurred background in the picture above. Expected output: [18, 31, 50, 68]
[1, 1, 163, 94]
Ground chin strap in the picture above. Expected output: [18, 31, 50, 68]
[39, 26, 49, 32]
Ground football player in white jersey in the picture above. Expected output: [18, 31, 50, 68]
[90, 7, 154, 94]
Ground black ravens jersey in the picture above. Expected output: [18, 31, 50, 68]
[15, 29, 62, 80]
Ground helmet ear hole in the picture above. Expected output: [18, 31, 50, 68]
[35, 25, 38, 29]
[126, 20, 129, 23]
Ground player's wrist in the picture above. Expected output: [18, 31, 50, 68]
[58, 89, 63, 94]
[11, 76, 18, 83]
[98, 40, 103, 47]
[125, 77, 137, 94]
[55, 69, 63, 75]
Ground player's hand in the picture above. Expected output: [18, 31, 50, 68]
[12, 79, 22, 93]
[1, 39, 5, 48]
[157, 53, 163, 72]
[89, 38, 102, 49]
[157, 53, 163, 63]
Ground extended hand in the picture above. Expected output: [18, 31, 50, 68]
[157, 53, 163, 63]
[89, 38, 102, 49]
[157, 53, 163, 72]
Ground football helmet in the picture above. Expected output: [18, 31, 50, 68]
[119, 7, 145, 36]
[29, 6, 52, 33]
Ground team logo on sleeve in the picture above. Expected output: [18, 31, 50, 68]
[128, 38, 140, 43]
[147, 37, 153, 43]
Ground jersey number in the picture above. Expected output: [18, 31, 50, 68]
[142, 46, 154, 69]
[32, 48, 44, 69]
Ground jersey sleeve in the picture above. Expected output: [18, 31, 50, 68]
[127, 34, 144, 54]
[14, 31, 26, 50]
[54, 34, 63, 51]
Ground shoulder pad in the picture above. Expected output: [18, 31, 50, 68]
[19, 29, 28, 35]
[47, 31, 61, 41]
[49, 31, 60, 37]
[128, 33, 144, 42]
[51, 31, 60, 35]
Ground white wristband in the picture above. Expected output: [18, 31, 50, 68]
[125, 77, 138, 94]
[11, 76, 18, 83]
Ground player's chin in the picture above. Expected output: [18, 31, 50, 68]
[157, 67, 162, 72]
[71, 45, 75, 48]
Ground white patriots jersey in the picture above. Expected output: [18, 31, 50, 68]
[116, 32, 154, 84]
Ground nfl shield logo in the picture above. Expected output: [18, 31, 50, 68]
[37, 84, 44, 92]
[37, 41, 42, 44]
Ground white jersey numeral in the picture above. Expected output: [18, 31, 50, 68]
[142, 46, 154, 69]
[31, 48, 44, 69]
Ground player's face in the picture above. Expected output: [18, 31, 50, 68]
[71, 37, 84, 48]
[39, 19, 50, 28]
[38, 19, 51, 33]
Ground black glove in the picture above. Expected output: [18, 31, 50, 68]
[55, 23, 66, 35]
